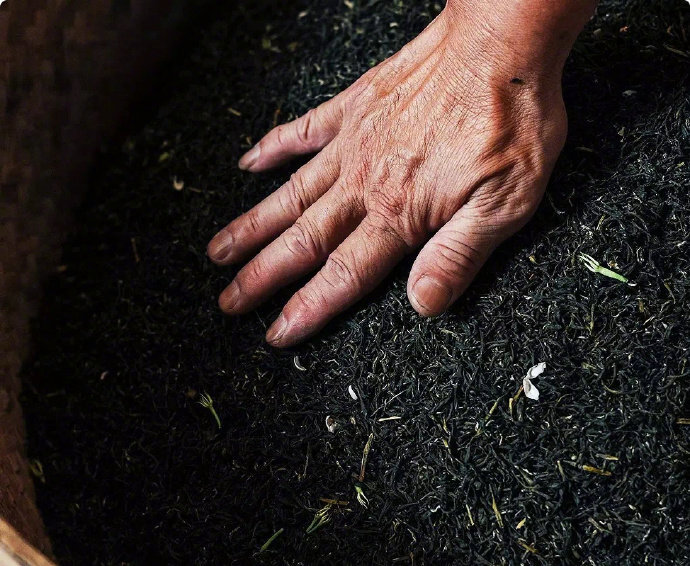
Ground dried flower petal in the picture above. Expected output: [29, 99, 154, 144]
[348, 385, 358, 400]
[527, 362, 546, 379]
[325, 415, 338, 433]
[523, 362, 546, 401]
[523, 378, 540, 400]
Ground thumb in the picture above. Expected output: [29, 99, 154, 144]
[407, 206, 503, 317]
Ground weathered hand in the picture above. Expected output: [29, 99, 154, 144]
[208, 0, 595, 347]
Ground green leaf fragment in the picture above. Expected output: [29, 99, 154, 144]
[578, 253, 633, 285]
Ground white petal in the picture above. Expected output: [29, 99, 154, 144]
[348, 385, 358, 400]
[325, 416, 338, 433]
[527, 362, 546, 379]
[523, 378, 540, 400]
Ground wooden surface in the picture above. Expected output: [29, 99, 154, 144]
[0, 0, 197, 556]
[0, 518, 54, 566]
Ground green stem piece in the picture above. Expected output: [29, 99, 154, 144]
[578, 253, 633, 285]
[199, 392, 222, 429]
[259, 528, 284, 553]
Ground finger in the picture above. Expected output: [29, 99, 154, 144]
[407, 206, 502, 317]
[265, 217, 409, 348]
[238, 97, 345, 172]
[218, 186, 363, 314]
[208, 147, 340, 265]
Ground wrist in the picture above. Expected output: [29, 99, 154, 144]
[442, 0, 596, 85]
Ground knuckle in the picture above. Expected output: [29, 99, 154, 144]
[372, 187, 407, 218]
[346, 71, 374, 107]
[296, 108, 315, 146]
[432, 237, 481, 277]
[284, 217, 323, 261]
[468, 167, 539, 230]
[293, 286, 323, 314]
[379, 48, 413, 85]
[274, 125, 287, 147]
[348, 165, 369, 198]
[396, 43, 416, 66]
[279, 172, 310, 216]
[366, 210, 416, 251]
[516, 145, 553, 185]
[368, 150, 423, 216]
[481, 179, 540, 229]
[505, 192, 539, 225]
[238, 207, 261, 237]
[322, 251, 362, 291]
[367, 192, 424, 250]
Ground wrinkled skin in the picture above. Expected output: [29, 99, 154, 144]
[208, 0, 596, 347]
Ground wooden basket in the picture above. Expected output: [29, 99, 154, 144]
[0, 518, 55, 566]
[0, 0, 196, 561]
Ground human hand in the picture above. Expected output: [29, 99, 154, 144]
[208, 0, 596, 347]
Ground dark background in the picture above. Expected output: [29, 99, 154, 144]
[0, 0, 202, 553]
[21, 0, 690, 564]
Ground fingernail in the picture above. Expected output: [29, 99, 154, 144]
[208, 232, 233, 262]
[238, 144, 261, 170]
[411, 276, 452, 315]
[219, 282, 240, 312]
[266, 313, 288, 344]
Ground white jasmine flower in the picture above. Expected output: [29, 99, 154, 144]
[523, 362, 546, 401]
